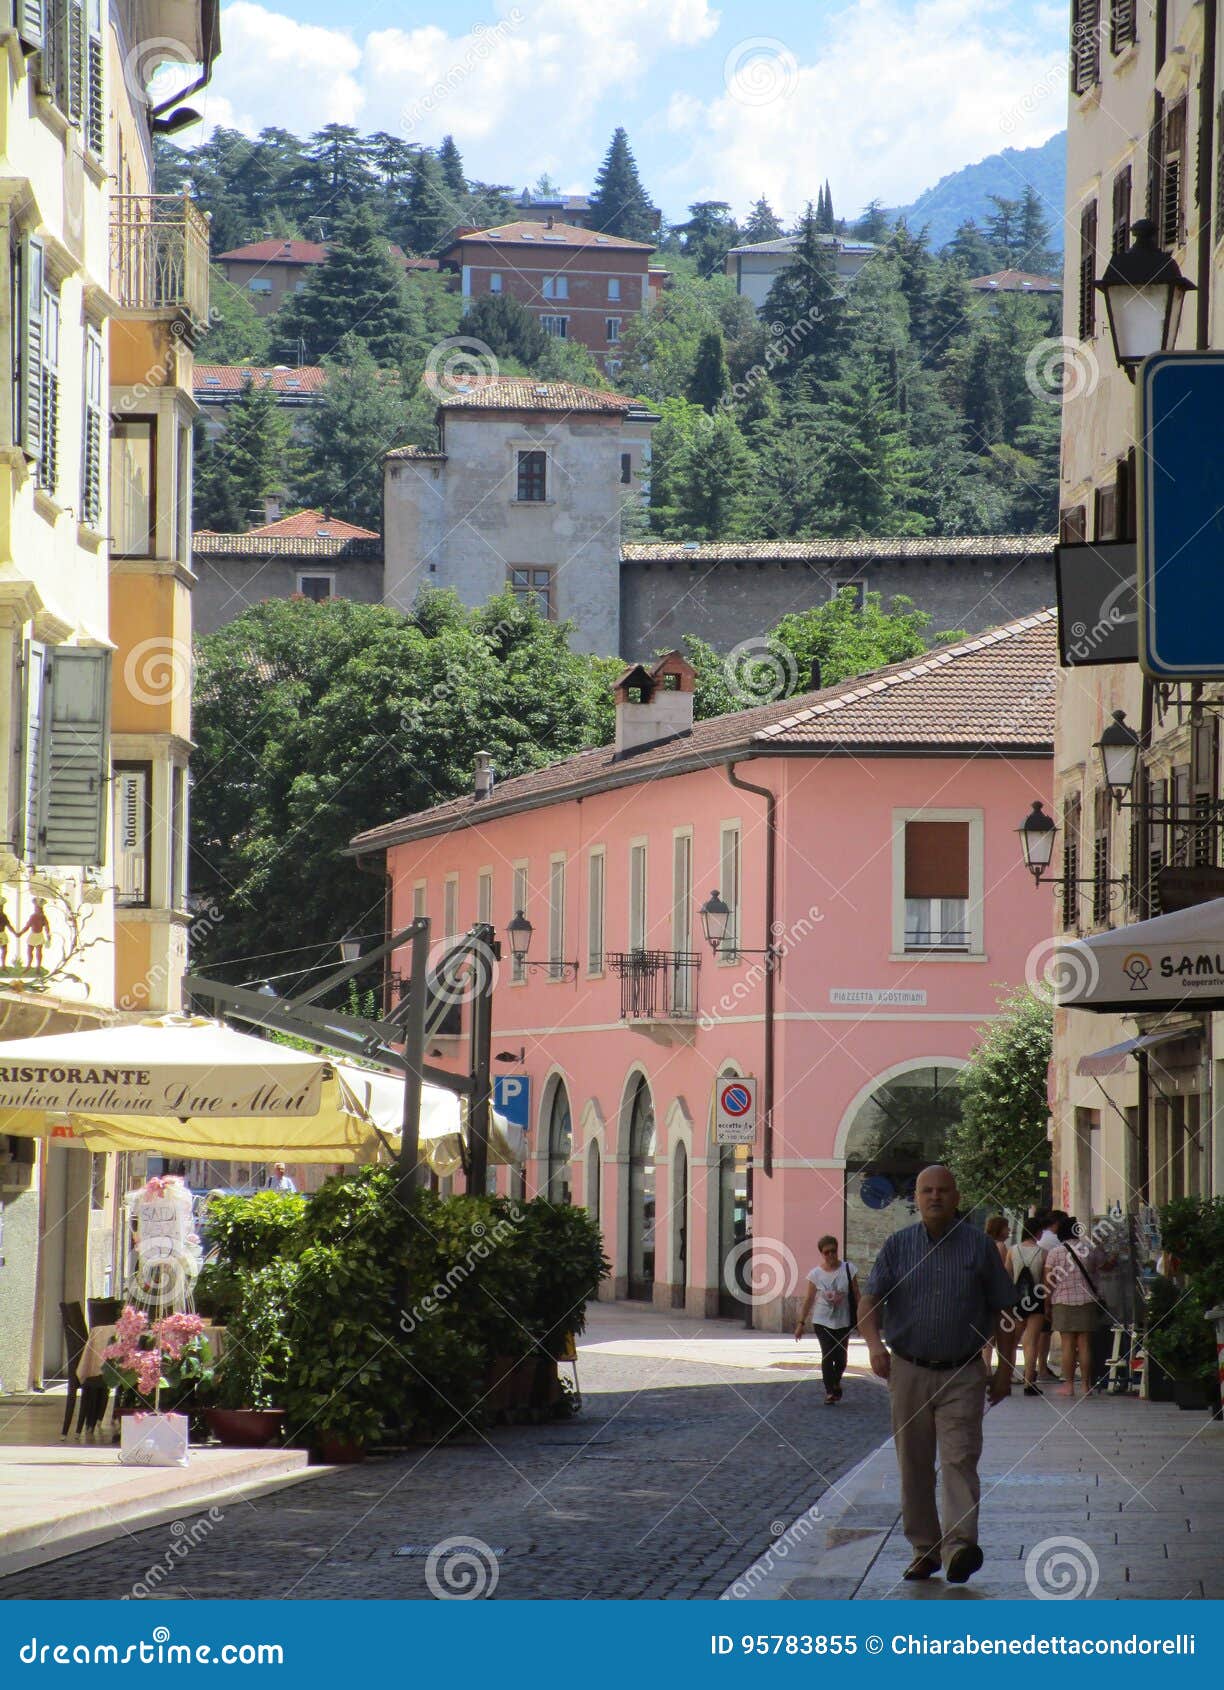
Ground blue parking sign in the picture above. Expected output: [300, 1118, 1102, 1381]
[493, 1074, 530, 1131]
[1139, 352, 1224, 678]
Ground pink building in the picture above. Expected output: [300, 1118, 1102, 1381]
[349, 614, 1057, 1329]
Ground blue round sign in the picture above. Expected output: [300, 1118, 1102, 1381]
[859, 1174, 896, 1210]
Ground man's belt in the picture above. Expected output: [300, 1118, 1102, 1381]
[891, 1346, 983, 1372]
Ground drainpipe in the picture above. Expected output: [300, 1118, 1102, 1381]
[726, 762, 777, 1179]
[1197, 0, 1216, 351]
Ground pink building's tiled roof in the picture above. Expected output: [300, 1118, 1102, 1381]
[247, 509, 378, 539]
[349, 610, 1056, 852]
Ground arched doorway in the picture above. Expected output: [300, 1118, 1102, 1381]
[545, 1080, 572, 1205]
[627, 1075, 656, 1301]
[717, 1144, 751, 1317]
[586, 1139, 601, 1227]
[842, 1064, 965, 1281]
[670, 1141, 688, 1309]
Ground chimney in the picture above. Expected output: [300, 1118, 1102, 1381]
[546, 215, 555, 230]
[473, 751, 494, 799]
[613, 652, 696, 757]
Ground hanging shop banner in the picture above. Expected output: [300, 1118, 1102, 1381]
[715, 1076, 758, 1145]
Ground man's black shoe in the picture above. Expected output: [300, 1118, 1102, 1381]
[945, 1544, 984, 1584]
[903, 1554, 940, 1580]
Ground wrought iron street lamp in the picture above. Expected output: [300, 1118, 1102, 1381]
[505, 908, 577, 979]
[1096, 219, 1196, 378]
[698, 889, 776, 957]
[1018, 802, 1058, 882]
[1095, 709, 1142, 803]
[339, 930, 362, 964]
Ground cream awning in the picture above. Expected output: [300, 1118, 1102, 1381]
[1055, 898, 1224, 1012]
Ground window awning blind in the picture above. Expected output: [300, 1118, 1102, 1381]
[904, 821, 969, 899]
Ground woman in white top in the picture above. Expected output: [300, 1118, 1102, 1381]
[794, 1235, 860, 1405]
[1008, 1217, 1048, 1395]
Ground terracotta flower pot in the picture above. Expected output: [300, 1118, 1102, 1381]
[204, 1407, 285, 1447]
[316, 1433, 366, 1464]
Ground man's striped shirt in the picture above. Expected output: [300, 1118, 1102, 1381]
[864, 1214, 1017, 1360]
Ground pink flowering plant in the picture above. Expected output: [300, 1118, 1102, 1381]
[100, 1305, 214, 1412]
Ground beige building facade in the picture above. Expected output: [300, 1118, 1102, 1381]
[1054, 0, 1224, 1230]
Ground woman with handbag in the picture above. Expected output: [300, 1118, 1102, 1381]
[794, 1235, 860, 1405]
[1007, 1218, 1048, 1395]
[1045, 1220, 1105, 1397]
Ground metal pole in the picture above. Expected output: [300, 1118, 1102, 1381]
[466, 923, 495, 1195]
[396, 918, 431, 1194]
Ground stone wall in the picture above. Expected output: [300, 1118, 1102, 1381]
[192, 553, 385, 636]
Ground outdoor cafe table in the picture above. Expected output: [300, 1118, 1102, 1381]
[79, 1321, 227, 1381]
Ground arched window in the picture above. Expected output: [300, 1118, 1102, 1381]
[546, 1081, 572, 1205]
[586, 1138, 600, 1226]
[843, 1065, 965, 1279]
[627, 1075, 656, 1300]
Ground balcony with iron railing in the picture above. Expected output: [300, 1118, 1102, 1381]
[110, 194, 210, 330]
[608, 951, 701, 1022]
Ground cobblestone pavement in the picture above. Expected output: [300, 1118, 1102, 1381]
[0, 1328, 891, 1602]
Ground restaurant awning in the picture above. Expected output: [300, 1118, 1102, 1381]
[1055, 898, 1224, 1012]
[1076, 1027, 1195, 1076]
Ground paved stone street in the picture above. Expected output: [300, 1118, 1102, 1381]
[0, 1305, 891, 1601]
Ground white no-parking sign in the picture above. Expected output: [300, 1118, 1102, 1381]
[715, 1077, 758, 1146]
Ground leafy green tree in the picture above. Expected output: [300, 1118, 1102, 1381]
[189, 594, 619, 976]
[461, 293, 549, 367]
[675, 201, 739, 278]
[195, 377, 290, 531]
[647, 398, 756, 539]
[588, 127, 656, 244]
[197, 266, 273, 365]
[290, 335, 423, 528]
[272, 205, 416, 365]
[615, 273, 755, 402]
[945, 989, 1053, 1212]
[741, 197, 784, 243]
[687, 330, 730, 412]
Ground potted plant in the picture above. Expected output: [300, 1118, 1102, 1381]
[101, 1306, 214, 1462]
[1144, 1275, 1217, 1410]
[204, 1262, 295, 1447]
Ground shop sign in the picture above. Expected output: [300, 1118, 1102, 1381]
[1156, 866, 1224, 912]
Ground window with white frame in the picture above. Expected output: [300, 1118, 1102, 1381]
[629, 840, 647, 951]
[718, 822, 741, 961]
[37, 279, 60, 496]
[296, 573, 334, 602]
[542, 275, 568, 300]
[489, 273, 503, 292]
[511, 862, 528, 981]
[443, 875, 459, 939]
[587, 848, 605, 974]
[248, 277, 272, 295]
[548, 855, 566, 979]
[477, 867, 493, 926]
[608, 277, 621, 300]
[540, 315, 569, 338]
[112, 762, 151, 907]
[170, 765, 187, 910]
[671, 831, 693, 1013]
[110, 418, 155, 555]
[412, 881, 427, 921]
[605, 317, 622, 343]
[894, 812, 982, 953]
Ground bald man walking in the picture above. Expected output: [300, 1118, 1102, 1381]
[857, 1165, 1016, 1584]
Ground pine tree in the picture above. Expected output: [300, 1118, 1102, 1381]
[303, 124, 377, 217]
[196, 265, 272, 364]
[437, 135, 467, 202]
[404, 150, 455, 254]
[192, 420, 244, 532]
[272, 204, 415, 365]
[462, 293, 550, 368]
[588, 127, 656, 244]
[687, 330, 731, 411]
[761, 205, 845, 391]
[197, 377, 290, 531]
[984, 195, 1022, 268]
[649, 403, 756, 540]
[1016, 185, 1059, 276]
[676, 202, 739, 277]
[946, 218, 995, 276]
[853, 200, 891, 243]
[292, 335, 421, 528]
[809, 359, 929, 536]
[817, 181, 836, 233]
[741, 196, 785, 244]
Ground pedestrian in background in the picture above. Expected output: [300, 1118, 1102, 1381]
[1008, 1218, 1048, 1395]
[1045, 1220, 1104, 1398]
[858, 1165, 1015, 1585]
[269, 1162, 297, 1194]
[981, 1215, 1012, 1368]
[1033, 1209, 1067, 1382]
[794, 1235, 859, 1405]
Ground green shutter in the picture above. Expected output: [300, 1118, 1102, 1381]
[20, 642, 47, 862]
[81, 324, 103, 526]
[19, 235, 44, 463]
[61, 0, 84, 123]
[37, 647, 110, 866]
[17, 0, 44, 52]
[84, 0, 103, 157]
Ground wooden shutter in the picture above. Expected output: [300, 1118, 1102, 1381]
[20, 642, 47, 861]
[81, 324, 103, 527]
[1162, 100, 1186, 248]
[904, 822, 969, 898]
[1191, 720, 1217, 867]
[1060, 503, 1087, 543]
[84, 0, 103, 157]
[61, 0, 84, 124]
[1110, 1, 1136, 54]
[1148, 776, 1167, 913]
[1093, 483, 1117, 541]
[1062, 795, 1081, 931]
[1092, 787, 1111, 925]
[19, 235, 44, 462]
[17, 0, 44, 51]
[1072, 0, 1100, 95]
[37, 646, 110, 866]
[1078, 201, 1097, 339]
[1111, 165, 1132, 254]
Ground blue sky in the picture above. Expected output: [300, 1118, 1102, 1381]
[190, 0, 1069, 222]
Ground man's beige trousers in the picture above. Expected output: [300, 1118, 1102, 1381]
[888, 1354, 988, 1560]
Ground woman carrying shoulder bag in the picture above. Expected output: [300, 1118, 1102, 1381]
[1008, 1218, 1048, 1396]
[794, 1235, 860, 1405]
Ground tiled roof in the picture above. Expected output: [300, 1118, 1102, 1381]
[194, 365, 326, 396]
[968, 269, 1061, 293]
[446, 220, 654, 252]
[725, 234, 877, 257]
[621, 535, 1056, 563]
[385, 445, 448, 461]
[248, 509, 378, 540]
[429, 377, 633, 414]
[193, 533, 382, 560]
[218, 239, 328, 264]
[348, 610, 1056, 852]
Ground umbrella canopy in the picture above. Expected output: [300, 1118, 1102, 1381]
[1055, 897, 1224, 1012]
[334, 1062, 523, 1177]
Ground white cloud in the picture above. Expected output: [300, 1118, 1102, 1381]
[196, 2, 365, 132]
[662, 0, 1068, 221]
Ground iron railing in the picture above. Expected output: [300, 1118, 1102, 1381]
[110, 194, 210, 326]
[608, 951, 700, 1021]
